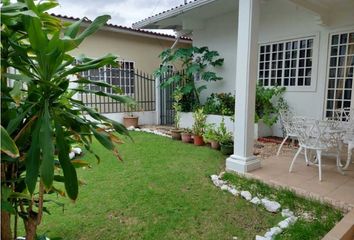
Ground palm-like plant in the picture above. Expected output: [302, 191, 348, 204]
[1, 1, 133, 239]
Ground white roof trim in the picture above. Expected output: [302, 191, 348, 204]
[132, 0, 217, 29]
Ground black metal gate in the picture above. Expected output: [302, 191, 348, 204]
[159, 73, 177, 125]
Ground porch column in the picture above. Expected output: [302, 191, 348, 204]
[226, 0, 261, 173]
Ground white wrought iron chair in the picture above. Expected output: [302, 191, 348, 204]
[333, 107, 354, 169]
[276, 109, 297, 156]
[289, 118, 344, 181]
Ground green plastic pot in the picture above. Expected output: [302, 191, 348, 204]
[220, 142, 233, 155]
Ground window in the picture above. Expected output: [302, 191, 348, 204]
[325, 31, 354, 118]
[81, 61, 135, 94]
[258, 37, 314, 88]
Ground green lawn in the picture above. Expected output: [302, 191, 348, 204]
[36, 132, 342, 240]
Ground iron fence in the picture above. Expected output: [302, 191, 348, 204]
[79, 69, 156, 114]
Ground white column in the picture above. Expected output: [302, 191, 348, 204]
[226, 0, 261, 173]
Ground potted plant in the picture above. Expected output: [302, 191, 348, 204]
[218, 118, 234, 155]
[203, 124, 220, 149]
[170, 87, 183, 140]
[192, 108, 207, 146]
[123, 102, 139, 128]
[181, 128, 193, 143]
[254, 85, 288, 139]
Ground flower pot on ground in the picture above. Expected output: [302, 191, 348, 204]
[218, 118, 233, 154]
[193, 135, 204, 146]
[220, 142, 234, 155]
[123, 115, 139, 128]
[181, 132, 192, 143]
[181, 128, 193, 143]
[123, 102, 139, 128]
[192, 108, 207, 146]
[203, 123, 220, 150]
[171, 129, 182, 140]
[210, 140, 220, 150]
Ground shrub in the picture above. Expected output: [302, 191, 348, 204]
[192, 108, 207, 136]
[255, 85, 288, 126]
[203, 93, 235, 116]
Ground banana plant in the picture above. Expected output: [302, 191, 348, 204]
[1, 1, 133, 239]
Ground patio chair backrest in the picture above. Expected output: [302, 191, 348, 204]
[293, 117, 343, 150]
[279, 109, 297, 136]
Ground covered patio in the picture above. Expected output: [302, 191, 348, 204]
[250, 142, 354, 211]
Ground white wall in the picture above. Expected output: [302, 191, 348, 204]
[192, 0, 354, 136]
[85, 111, 157, 126]
[193, 12, 238, 103]
[259, 0, 354, 136]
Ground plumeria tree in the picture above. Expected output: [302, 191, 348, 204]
[1, 1, 133, 239]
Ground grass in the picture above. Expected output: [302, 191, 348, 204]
[223, 173, 343, 239]
[34, 131, 342, 239]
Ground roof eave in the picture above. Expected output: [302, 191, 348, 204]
[132, 0, 217, 29]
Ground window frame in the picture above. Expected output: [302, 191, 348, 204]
[258, 33, 319, 92]
[81, 60, 136, 96]
[324, 29, 354, 119]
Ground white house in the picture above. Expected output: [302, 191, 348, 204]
[133, 0, 354, 173]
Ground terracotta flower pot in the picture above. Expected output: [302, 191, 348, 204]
[170, 129, 182, 140]
[210, 140, 220, 150]
[181, 133, 192, 143]
[193, 135, 204, 146]
[123, 116, 139, 128]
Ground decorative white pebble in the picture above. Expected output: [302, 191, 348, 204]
[255, 236, 270, 240]
[261, 198, 281, 213]
[228, 187, 239, 196]
[240, 191, 252, 201]
[250, 197, 261, 205]
[281, 208, 294, 218]
[264, 226, 282, 239]
[72, 147, 82, 155]
[220, 185, 229, 191]
[210, 175, 219, 181]
[127, 126, 135, 130]
[69, 152, 75, 159]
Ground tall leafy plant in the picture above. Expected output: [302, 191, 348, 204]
[255, 85, 288, 126]
[172, 87, 183, 129]
[1, 1, 133, 239]
[155, 46, 224, 110]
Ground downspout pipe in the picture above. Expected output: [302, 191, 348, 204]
[170, 30, 192, 49]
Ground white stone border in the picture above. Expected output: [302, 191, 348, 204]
[127, 126, 172, 138]
[210, 173, 298, 240]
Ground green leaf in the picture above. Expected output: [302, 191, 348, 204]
[25, 118, 42, 194]
[37, 1, 59, 12]
[55, 123, 78, 200]
[92, 128, 115, 151]
[23, 15, 48, 52]
[1, 125, 19, 158]
[39, 101, 55, 190]
[64, 18, 84, 38]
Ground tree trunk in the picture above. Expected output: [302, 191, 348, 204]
[1, 210, 12, 240]
[24, 211, 38, 240]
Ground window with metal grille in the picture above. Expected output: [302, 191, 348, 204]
[258, 37, 314, 88]
[325, 31, 354, 118]
[81, 61, 135, 94]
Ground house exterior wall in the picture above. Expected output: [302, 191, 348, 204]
[192, 0, 354, 136]
[193, 12, 238, 102]
[70, 28, 191, 74]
